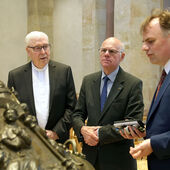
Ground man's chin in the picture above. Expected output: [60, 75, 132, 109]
[149, 59, 158, 65]
[38, 61, 49, 68]
[102, 62, 110, 67]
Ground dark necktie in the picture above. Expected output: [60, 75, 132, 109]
[101, 76, 109, 111]
[155, 69, 167, 98]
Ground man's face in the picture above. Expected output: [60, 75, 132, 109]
[100, 38, 124, 74]
[142, 18, 170, 66]
[26, 36, 50, 69]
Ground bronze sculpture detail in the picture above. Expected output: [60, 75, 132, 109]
[0, 80, 94, 170]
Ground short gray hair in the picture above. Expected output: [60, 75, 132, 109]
[25, 31, 49, 46]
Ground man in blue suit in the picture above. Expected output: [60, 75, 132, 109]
[120, 10, 170, 170]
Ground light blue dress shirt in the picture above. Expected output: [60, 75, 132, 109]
[100, 66, 120, 97]
[97, 66, 120, 136]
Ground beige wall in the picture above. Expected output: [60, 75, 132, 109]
[53, 0, 83, 91]
[53, 0, 106, 91]
[0, 0, 27, 85]
[115, 0, 162, 114]
[0, 0, 165, 115]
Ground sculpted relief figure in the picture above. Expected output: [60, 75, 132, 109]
[1, 109, 31, 151]
[0, 80, 95, 170]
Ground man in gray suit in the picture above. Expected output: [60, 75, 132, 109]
[8, 31, 77, 143]
[72, 37, 144, 170]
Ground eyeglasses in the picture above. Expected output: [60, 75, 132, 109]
[27, 44, 51, 52]
[99, 48, 122, 55]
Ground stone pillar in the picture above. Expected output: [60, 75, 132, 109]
[163, 0, 170, 9]
[106, 0, 114, 38]
[82, 0, 96, 76]
[27, 0, 54, 58]
[114, 0, 161, 115]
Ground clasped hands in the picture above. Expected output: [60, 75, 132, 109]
[46, 130, 59, 140]
[81, 126, 101, 146]
[119, 126, 153, 159]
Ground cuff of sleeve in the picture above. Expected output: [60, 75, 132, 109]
[97, 128, 99, 137]
[150, 135, 167, 160]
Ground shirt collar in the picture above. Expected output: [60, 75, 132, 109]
[31, 62, 48, 72]
[101, 66, 119, 82]
[164, 60, 170, 75]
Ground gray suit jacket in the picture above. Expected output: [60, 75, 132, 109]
[8, 60, 77, 143]
[72, 67, 144, 170]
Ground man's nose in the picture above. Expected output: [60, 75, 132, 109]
[105, 50, 110, 55]
[40, 47, 46, 53]
[142, 43, 149, 51]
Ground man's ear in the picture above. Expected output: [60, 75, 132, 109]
[26, 47, 29, 53]
[120, 52, 125, 61]
[26, 47, 31, 57]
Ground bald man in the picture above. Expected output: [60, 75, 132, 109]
[72, 37, 144, 170]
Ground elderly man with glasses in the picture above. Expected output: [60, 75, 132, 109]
[8, 31, 77, 144]
[72, 37, 144, 170]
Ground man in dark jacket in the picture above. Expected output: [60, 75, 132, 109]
[8, 31, 77, 143]
[72, 37, 144, 170]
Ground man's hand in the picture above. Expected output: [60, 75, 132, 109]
[81, 126, 100, 146]
[130, 139, 153, 159]
[46, 130, 59, 140]
[119, 126, 146, 139]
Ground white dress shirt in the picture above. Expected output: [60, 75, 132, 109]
[32, 63, 50, 129]
[164, 59, 170, 75]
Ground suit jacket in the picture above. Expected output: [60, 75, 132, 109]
[72, 67, 144, 170]
[8, 60, 77, 143]
[146, 71, 170, 170]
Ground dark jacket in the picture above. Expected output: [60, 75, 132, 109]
[72, 67, 144, 170]
[8, 60, 77, 143]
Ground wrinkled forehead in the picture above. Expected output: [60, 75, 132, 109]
[101, 38, 122, 50]
[28, 36, 49, 46]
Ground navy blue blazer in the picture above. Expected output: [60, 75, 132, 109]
[146, 71, 170, 170]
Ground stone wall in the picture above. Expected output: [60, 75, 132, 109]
[0, 0, 27, 84]
[0, 0, 165, 116]
[114, 0, 161, 115]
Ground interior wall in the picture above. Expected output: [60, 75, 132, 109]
[53, 0, 82, 92]
[163, 0, 170, 9]
[27, 0, 54, 58]
[0, 0, 27, 85]
[0, 0, 167, 116]
[53, 0, 106, 92]
[114, 0, 161, 115]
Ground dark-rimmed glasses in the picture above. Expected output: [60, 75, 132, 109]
[28, 44, 51, 52]
[99, 48, 122, 55]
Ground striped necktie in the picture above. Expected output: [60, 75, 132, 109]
[155, 69, 167, 99]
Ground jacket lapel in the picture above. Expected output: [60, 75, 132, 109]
[147, 72, 170, 123]
[92, 72, 102, 115]
[24, 62, 36, 115]
[99, 67, 124, 120]
[48, 60, 55, 113]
